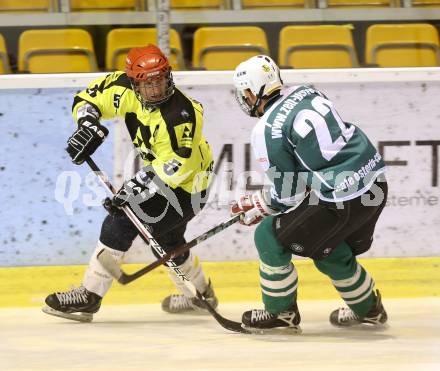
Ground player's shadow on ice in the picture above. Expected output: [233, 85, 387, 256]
[89, 318, 211, 327]
[251, 325, 394, 343]
[45, 316, 212, 329]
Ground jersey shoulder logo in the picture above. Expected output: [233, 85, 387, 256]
[86, 84, 98, 98]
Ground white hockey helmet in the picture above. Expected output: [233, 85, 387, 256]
[233, 55, 283, 117]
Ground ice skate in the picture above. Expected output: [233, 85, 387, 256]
[161, 279, 218, 314]
[241, 302, 301, 335]
[330, 289, 388, 327]
[42, 285, 102, 323]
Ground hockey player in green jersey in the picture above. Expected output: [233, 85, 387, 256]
[230, 55, 388, 334]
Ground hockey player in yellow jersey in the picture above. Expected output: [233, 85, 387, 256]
[42, 44, 217, 322]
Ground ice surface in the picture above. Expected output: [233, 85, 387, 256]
[1, 298, 439, 370]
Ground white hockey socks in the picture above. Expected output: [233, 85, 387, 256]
[167, 251, 208, 298]
[82, 241, 124, 297]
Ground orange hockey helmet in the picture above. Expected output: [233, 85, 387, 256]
[125, 44, 174, 108]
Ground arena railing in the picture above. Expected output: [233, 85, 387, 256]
[1, 67, 440, 90]
[2, 6, 440, 27]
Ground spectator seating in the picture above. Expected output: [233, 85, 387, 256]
[18, 29, 98, 73]
[1, 21, 439, 73]
[365, 23, 440, 67]
[171, 0, 226, 10]
[0, 33, 11, 73]
[70, 0, 139, 11]
[326, 0, 395, 7]
[0, 0, 52, 12]
[106, 28, 184, 71]
[192, 26, 269, 70]
[411, 0, 440, 6]
[241, 0, 309, 8]
[279, 25, 359, 68]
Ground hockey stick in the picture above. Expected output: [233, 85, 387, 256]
[99, 208, 240, 284]
[85, 157, 250, 334]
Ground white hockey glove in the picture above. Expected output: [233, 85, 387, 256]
[230, 190, 276, 226]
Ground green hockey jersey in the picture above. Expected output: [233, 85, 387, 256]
[251, 85, 386, 211]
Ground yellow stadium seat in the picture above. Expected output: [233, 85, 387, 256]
[0, 33, 11, 74]
[279, 25, 359, 69]
[70, 0, 138, 11]
[365, 23, 440, 67]
[241, 0, 308, 9]
[171, 0, 225, 10]
[411, 0, 440, 6]
[0, 0, 51, 12]
[106, 28, 185, 71]
[192, 26, 269, 70]
[18, 29, 98, 73]
[326, 0, 394, 7]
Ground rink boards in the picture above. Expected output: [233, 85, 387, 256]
[0, 68, 439, 267]
[1, 257, 439, 307]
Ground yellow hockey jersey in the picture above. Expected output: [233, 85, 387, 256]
[72, 72, 213, 193]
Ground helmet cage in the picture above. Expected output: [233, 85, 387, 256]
[129, 69, 174, 109]
[235, 85, 265, 117]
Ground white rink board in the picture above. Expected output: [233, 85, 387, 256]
[0, 69, 439, 266]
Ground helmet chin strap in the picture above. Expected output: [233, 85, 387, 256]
[250, 85, 266, 118]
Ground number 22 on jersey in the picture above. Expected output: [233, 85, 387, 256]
[293, 96, 355, 161]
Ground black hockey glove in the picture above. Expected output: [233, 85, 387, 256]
[112, 168, 157, 208]
[102, 197, 119, 216]
[66, 116, 109, 165]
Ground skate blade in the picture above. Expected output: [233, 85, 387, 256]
[332, 322, 389, 332]
[164, 310, 212, 316]
[163, 306, 219, 316]
[241, 324, 302, 335]
[352, 322, 389, 331]
[42, 306, 93, 323]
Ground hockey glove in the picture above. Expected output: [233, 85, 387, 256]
[230, 190, 276, 226]
[66, 117, 108, 165]
[112, 169, 157, 208]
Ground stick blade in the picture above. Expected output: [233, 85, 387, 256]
[196, 291, 251, 334]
